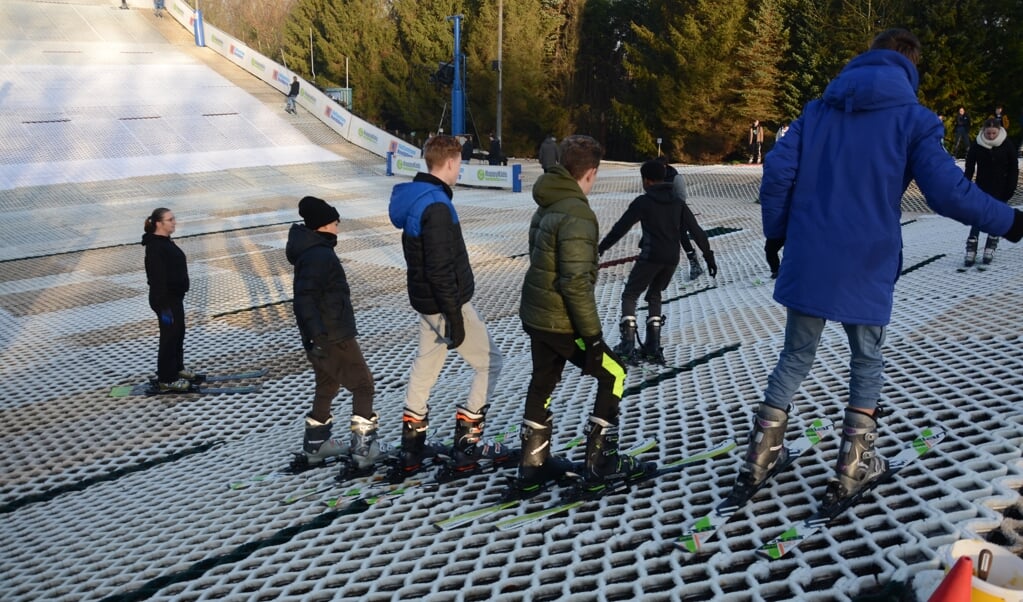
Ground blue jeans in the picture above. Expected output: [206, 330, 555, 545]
[764, 308, 886, 412]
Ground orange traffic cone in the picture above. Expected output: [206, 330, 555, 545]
[928, 555, 973, 602]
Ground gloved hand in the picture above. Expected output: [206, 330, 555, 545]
[705, 251, 718, 278]
[445, 312, 466, 349]
[582, 335, 606, 375]
[159, 308, 174, 326]
[309, 334, 329, 359]
[765, 238, 785, 279]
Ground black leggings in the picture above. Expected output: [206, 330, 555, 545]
[153, 297, 185, 382]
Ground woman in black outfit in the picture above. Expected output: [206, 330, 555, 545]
[142, 208, 191, 392]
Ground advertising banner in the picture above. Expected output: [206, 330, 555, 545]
[387, 154, 522, 191]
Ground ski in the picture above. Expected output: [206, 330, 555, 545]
[109, 383, 261, 397]
[194, 368, 268, 383]
[675, 418, 834, 554]
[432, 438, 658, 531]
[491, 438, 734, 532]
[757, 427, 946, 560]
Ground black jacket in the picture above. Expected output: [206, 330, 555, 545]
[388, 172, 475, 317]
[142, 233, 189, 311]
[965, 134, 1019, 201]
[286, 224, 358, 347]
[598, 182, 684, 264]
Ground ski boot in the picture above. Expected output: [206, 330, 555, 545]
[580, 415, 656, 494]
[687, 251, 704, 280]
[964, 237, 978, 268]
[340, 413, 388, 480]
[157, 378, 191, 393]
[178, 367, 201, 382]
[293, 414, 349, 472]
[639, 316, 665, 364]
[704, 250, 718, 279]
[821, 408, 887, 510]
[982, 237, 998, 265]
[438, 405, 516, 482]
[732, 404, 790, 501]
[513, 412, 577, 498]
[613, 316, 639, 365]
[388, 409, 442, 483]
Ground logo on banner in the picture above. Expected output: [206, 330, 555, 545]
[229, 45, 244, 60]
[325, 107, 347, 127]
[395, 144, 418, 158]
[272, 70, 290, 86]
[250, 57, 265, 72]
[476, 169, 506, 182]
[358, 128, 379, 144]
[209, 33, 224, 48]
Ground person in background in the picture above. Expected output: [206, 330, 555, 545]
[538, 135, 560, 171]
[961, 118, 1019, 267]
[142, 208, 191, 392]
[951, 107, 971, 158]
[488, 133, 504, 166]
[286, 76, 299, 114]
[656, 156, 717, 280]
[748, 120, 764, 164]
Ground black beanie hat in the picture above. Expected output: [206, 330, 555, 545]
[299, 196, 339, 230]
[640, 160, 666, 182]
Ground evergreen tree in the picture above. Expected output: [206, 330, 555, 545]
[734, 0, 789, 130]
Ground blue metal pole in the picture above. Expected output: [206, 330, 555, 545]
[449, 15, 465, 136]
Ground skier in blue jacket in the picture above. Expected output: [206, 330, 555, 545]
[742, 29, 1023, 509]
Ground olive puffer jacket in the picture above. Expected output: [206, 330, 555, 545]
[520, 166, 602, 338]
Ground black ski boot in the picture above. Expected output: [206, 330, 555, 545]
[293, 414, 349, 472]
[439, 405, 515, 481]
[639, 316, 666, 364]
[389, 409, 441, 483]
[732, 404, 789, 499]
[821, 408, 887, 509]
[581, 415, 656, 492]
[613, 316, 639, 364]
[964, 237, 978, 267]
[513, 412, 576, 497]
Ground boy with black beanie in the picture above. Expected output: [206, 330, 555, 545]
[286, 196, 384, 475]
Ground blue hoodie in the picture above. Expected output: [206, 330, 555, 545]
[761, 49, 1016, 326]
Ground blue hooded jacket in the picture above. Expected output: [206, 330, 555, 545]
[761, 49, 1017, 326]
[388, 173, 475, 316]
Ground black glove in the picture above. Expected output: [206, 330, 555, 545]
[445, 312, 465, 350]
[765, 238, 785, 278]
[705, 251, 718, 278]
[158, 308, 174, 326]
[582, 335, 606, 375]
[308, 334, 329, 359]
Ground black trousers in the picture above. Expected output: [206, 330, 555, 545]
[307, 338, 375, 423]
[522, 326, 626, 425]
[152, 297, 185, 383]
[622, 260, 678, 318]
